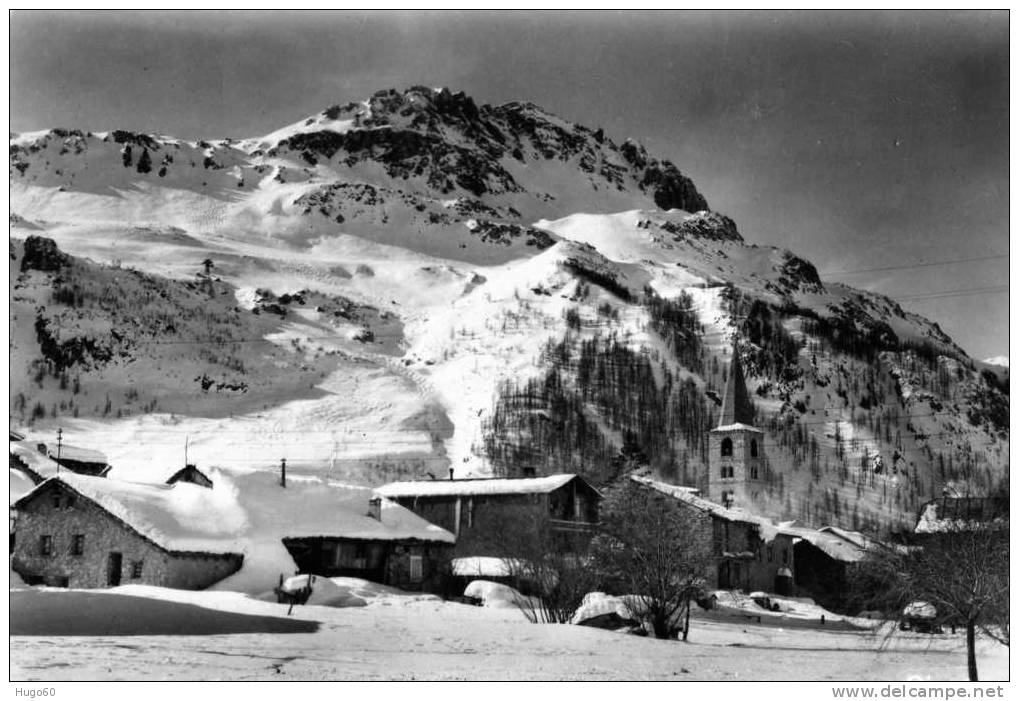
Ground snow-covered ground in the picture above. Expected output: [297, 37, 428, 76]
[9, 582, 1007, 681]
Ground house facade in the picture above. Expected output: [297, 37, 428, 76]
[281, 536, 452, 591]
[375, 474, 600, 557]
[12, 476, 242, 589]
[632, 476, 796, 594]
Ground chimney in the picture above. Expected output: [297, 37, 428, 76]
[280, 458, 287, 488]
[368, 496, 382, 521]
[449, 468, 454, 481]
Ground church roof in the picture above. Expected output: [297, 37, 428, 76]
[718, 346, 756, 428]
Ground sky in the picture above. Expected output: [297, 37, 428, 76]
[9, 10, 1009, 359]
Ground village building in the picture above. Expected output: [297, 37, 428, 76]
[914, 495, 1009, 535]
[165, 464, 214, 489]
[706, 345, 764, 507]
[10, 439, 62, 485]
[632, 476, 796, 593]
[34, 441, 110, 477]
[12, 473, 244, 589]
[279, 492, 456, 592]
[374, 474, 601, 558]
[786, 524, 870, 612]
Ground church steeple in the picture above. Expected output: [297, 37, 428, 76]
[718, 344, 755, 427]
[706, 343, 764, 504]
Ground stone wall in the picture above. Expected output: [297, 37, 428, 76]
[707, 427, 764, 505]
[12, 481, 241, 589]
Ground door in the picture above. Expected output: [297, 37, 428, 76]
[107, 552, 122, 586]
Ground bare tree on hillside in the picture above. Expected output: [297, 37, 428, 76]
[850, 524, 1008, 681]
[591, 480, 713, 640]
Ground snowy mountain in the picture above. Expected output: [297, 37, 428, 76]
[9, 86, 1008, 537]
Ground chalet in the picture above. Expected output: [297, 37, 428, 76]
[35, 442, 110, 477]
[374, 474, 600, 557]
[279, 493, 456, 592]
[632, 476, 797, 593]
[12, 473, 243, 589]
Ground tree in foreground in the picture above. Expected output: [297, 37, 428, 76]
[850, 525, 1008, 681]
[591, 480, 714, 639]
[477, 503, 598, 624]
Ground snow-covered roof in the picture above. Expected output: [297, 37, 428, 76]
[375, 474, 582, 499]
[9, 442, 60, 482]
[632, 476, 862, 555]
[17, 473, 246, 555]
[451, 556, 516, 578]
[39, 442, 108, 464]
[712, 423, 763, 433]
[778, 524, 868, 563]
[16, 470, 455, 558]
[631, 476, 779, 537]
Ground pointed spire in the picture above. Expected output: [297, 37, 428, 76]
[718, 344, 755, 427]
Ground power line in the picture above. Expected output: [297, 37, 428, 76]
[895, 285, 1009, 302]
[822, 253, 1007, 277]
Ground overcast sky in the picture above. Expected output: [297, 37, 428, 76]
[10, 10, 1009, 359]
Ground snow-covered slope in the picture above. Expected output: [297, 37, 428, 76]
[9, 85, 1008, 537]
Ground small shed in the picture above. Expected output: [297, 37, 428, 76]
[166, 464, 214, 489]
[35, 442, 110, 477]
[12, 473, 243, 589]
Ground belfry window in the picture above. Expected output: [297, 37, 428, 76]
[720, 437, 733, 457]
[750, 439, 758, 458]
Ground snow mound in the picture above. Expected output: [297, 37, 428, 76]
[273, 574, 368, 608]
[464, 580, 536, 610]
[571, 592, 636, 624]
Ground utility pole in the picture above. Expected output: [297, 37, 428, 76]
[56, 427, 63, 474]
[280, 458, 286, 488]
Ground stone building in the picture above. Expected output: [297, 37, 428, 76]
[632, 476, 796, 593]
[12, 473, 243, 589]
[707, 345, 765, 507]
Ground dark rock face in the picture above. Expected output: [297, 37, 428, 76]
[271, 87, 708, 211]
[662, 211, 742, 243]
[778, 252, 823, 290]
[21, 236, 70, 272]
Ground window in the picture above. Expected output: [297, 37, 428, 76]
[408, 555, 423, 583]
[750, 465, 759, 480]
[131, 561, 144, 579]
[466, 498, 474, 528]
[750, 439, 758, 458]
[50, 493, 62, 509]
[767, 545, 774, 563]
[522, 467, 536, 477]
[40, 535, 53, 556]
[720, 437, 733, 457]
[71, 534, 85, 556]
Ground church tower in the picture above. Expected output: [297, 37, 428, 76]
[707, 345, 764, 506]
